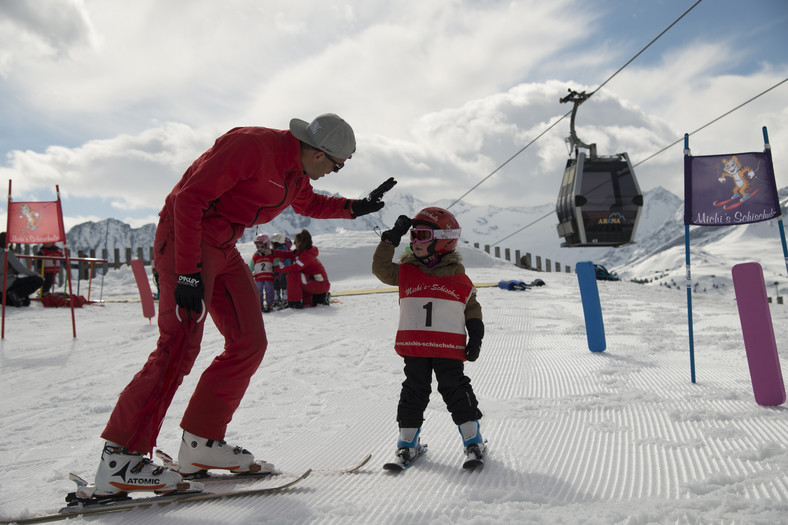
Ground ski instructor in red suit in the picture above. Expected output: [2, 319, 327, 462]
[92, 114, 396, 497]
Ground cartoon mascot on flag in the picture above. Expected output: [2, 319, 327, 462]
[17, 203, 41, 231]
[718, 155, 758, 203]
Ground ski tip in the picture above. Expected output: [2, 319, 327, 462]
[272, 469, 311, 490]
[354, 453, 373, 469]
[340, 453, 373, 473]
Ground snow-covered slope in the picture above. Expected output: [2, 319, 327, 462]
[1, 231, 786, 524]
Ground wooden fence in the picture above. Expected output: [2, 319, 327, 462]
[11, 244, 155, 280]
[473, 243, 572, 274]
[12, 242, 573, 279]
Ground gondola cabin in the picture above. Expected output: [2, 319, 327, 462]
[555, 152, 643, 247]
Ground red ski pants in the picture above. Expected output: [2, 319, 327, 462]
[286, 272, 329, 305]
[102, 221, 267, 454]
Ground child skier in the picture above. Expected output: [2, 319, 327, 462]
[270, 233, 292, 308]
[273, 229, 330, 309]
[372, 207, 486, 470]
[37, 241, 63, 296]
[250, 234, 276, 312]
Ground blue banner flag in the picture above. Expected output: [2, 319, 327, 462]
[684, 150, 781, 226]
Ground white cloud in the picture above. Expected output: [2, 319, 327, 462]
[0, 0, 97, 66]
[1, 0, 787, 226]
[1, 122, 220, 209]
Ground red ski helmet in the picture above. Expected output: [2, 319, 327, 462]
[410, 207, 462, 255]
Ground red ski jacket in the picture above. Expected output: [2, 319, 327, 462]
[274, 246, 328, 284]
[160, 127, 354, 275]
[38, 245, 64, 274]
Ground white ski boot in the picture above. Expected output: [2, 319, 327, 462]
[178, 431, 275, 475]
[459, 420, 486, 469]
[94, 442, 194, 496]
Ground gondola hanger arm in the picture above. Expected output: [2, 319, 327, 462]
[560, 89, 597, 158]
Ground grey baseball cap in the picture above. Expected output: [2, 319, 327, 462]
[289, 113, 356, 159]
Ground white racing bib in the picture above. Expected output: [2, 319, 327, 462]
[395, 263, 475, 360]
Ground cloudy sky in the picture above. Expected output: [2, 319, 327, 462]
[1, 0, 787, 233]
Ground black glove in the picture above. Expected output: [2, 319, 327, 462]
[175, 272, 204, 314]
[381, 215, 412, 247]
[351, 198, 385, 217]
[368, 177, 397, 202]
[465, 318, 485, 362]
[350, 177, 398, 217]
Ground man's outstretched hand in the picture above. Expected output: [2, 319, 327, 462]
[368, 177, 397, 202]
[350, 177, 398, 217]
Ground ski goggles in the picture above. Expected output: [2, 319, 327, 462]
[409, 227, 462, 243]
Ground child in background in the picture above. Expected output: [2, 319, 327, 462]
[250, 234, 276, 312]
[372, 207, 487, 470]
[270, 233, 292, 308]
[37, 242, 64, 296]
[151, 265, 160, 300]
[273, 229, 330, 309]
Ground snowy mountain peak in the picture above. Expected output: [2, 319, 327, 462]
[63, 187, 787, 294]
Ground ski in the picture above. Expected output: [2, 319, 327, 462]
[383, 444, 427, 472]
[723, 188, 760, 210]
[1, 470, 311, 525]
[323, 452, 372, 474]
[155, 450, 371, 480]
[712, 196, 737, 207]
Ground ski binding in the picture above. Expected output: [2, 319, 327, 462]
[383, 443, 427, 471]
[155, 449, 277, 481]
[462, 442, 487, 471]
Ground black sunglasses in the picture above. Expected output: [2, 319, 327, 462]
[321, 151, 344, 172]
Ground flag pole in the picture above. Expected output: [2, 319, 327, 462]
[683, 134, 696, 383]
[100, 220, 109, 303]
[763, 126, 788, 275]
[56, 185, 77, 338]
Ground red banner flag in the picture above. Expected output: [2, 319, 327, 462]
[6, 201, 65, 243]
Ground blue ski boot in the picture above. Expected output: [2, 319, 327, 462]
[383, 427, 426, 471]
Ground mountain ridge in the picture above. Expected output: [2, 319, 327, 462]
[64, 186, 788, 291]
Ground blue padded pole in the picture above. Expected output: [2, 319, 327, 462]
[576, 261, 606, 352]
